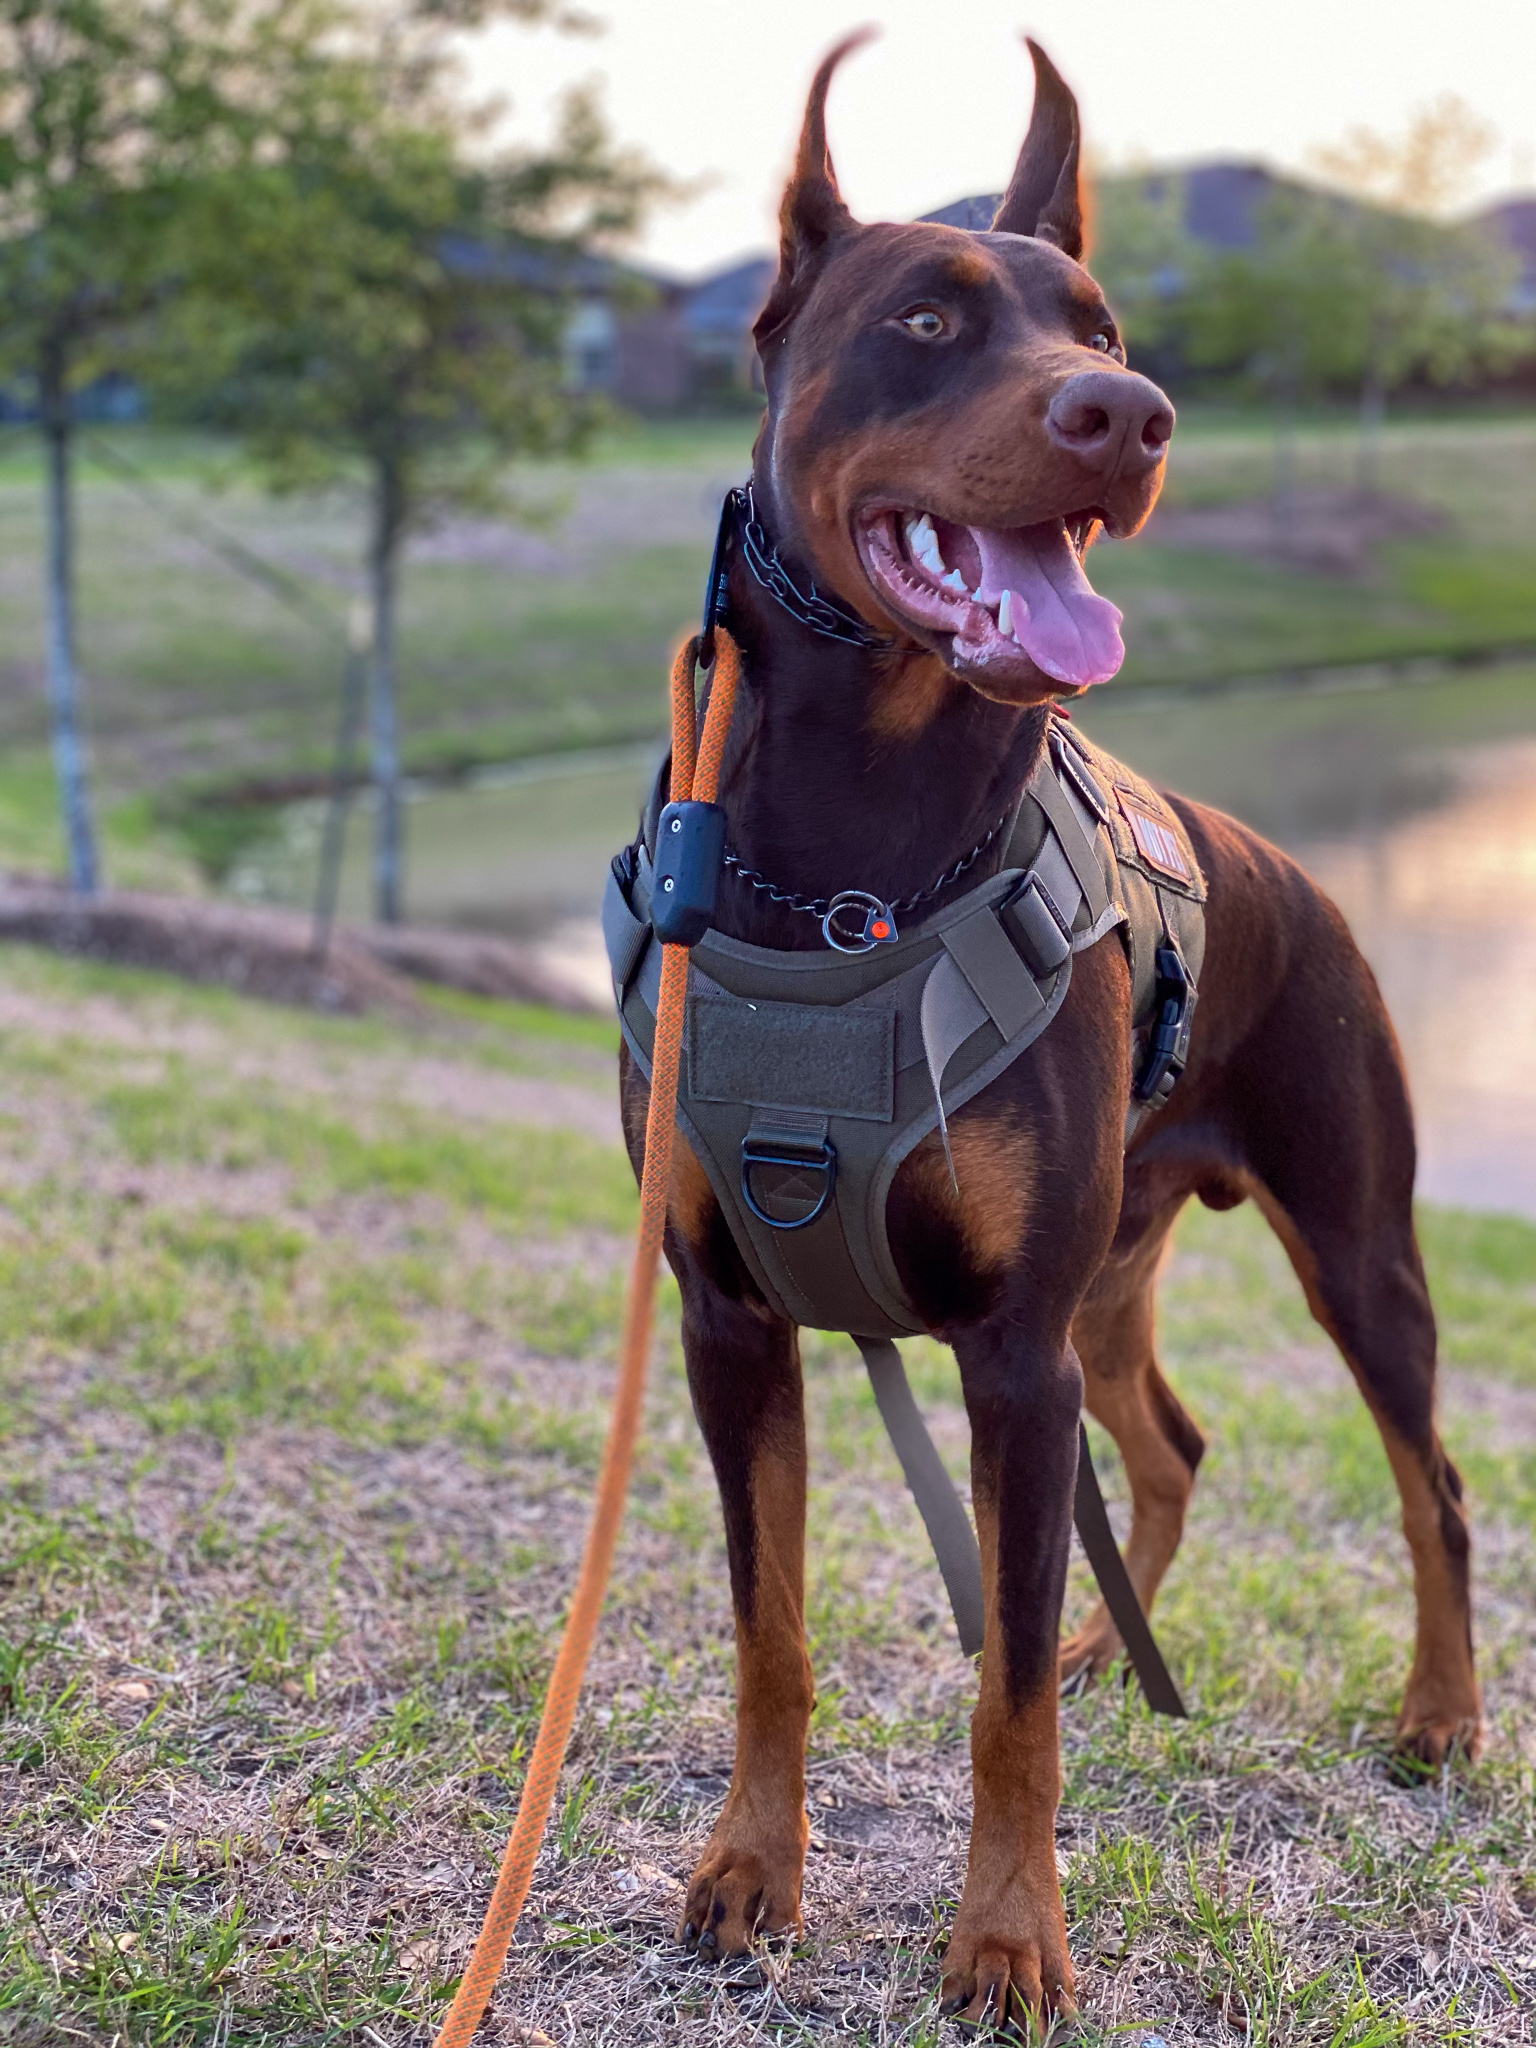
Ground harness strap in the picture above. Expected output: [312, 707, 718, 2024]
[858, 1338, 986, 1657]
[1072, 1422, 1188, 1716]
[858, 1338, 1186, 1716]
[1031, 760, 1111, 926]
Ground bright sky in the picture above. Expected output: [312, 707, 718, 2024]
[471, 0, 1536, 279]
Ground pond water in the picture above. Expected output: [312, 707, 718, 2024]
[236, 662, 1536, 1219]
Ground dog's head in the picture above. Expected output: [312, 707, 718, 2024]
[752, 33, 1173, 704]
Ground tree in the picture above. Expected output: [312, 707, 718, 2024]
[165, 1, 663, 924]
[0, 0, 336, 892]
[1180, 190, 1368, 519]
[0, 0, 196, 889]
[1310, 94, 1497, 220]
[1308, 97, 1518, 487]
[1088, 170, 1199, 372]
[1182, 181, 1517, 506]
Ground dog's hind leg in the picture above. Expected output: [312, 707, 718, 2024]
[1233, 916, 1482, 1763]
[1252, 1174, 1481, 1762]
[674, 1287, 814, 1954]
[1059, 1196, 1204, 1686]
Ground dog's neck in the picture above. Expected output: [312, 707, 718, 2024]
[710, 498, 1052, 951]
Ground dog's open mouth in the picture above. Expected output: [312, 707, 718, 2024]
[855, 508, 1125, 690]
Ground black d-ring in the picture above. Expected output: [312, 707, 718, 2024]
[740, 1137, 838, 1231]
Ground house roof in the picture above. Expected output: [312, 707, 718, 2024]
[1475, 197, 1536, 310]
[925, 162, 1307, 251]
[684, 256, 776, 337]
[666, 166, 1536, 342]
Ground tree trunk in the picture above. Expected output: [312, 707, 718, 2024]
[40, 343, 99, 895]
[367, 459, 405, 926]
[1272, 369, 1299, 552]
[1357, 364, 1387, 498]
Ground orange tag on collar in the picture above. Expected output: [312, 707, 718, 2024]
[1118, 791, 1191, 882]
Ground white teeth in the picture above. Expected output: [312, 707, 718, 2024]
[905, 511, 947, 578]
[942, 568, 967, 592]
[998, 588, 1013, 636]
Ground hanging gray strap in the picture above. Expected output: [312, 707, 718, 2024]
[919, 950, 987, 1162]
[858, 1337, 985, 1657]
[1072, 1422, 1187, 1716]
[858, 1340, 1186, 1713]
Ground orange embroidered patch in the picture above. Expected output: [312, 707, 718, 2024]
[1117, 791, 1191, 881]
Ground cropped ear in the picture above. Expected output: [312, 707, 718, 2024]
[990, 38, 1084, 260]
[753, 29, 874, 347]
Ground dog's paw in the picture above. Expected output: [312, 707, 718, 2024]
[676, 1839, 803, 1957]
[1058, 1618, 1119, 1691]
[940, 1910, 1075, 2035]
[1394, 1687, 1485, 1770]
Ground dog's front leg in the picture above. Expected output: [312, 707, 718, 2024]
[677, 1290, 812, 1956]
[944, 1326, 1082, 2029]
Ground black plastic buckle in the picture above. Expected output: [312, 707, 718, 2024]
[1134, 942, 1196, 1104]
[740, 1136, 838, 1231]
[698, 487, 745, 670]
[1000, 871, 1072, 977]
[651, 799, 727, 946]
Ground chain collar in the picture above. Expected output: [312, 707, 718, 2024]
[721, 482, 887, 650]
[722, 805, 1014, 923]
[701, 484, 1011, 942]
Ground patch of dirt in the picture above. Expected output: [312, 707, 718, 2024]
[1148, 488, 1447, 576]
[0, 873, 602, 1022]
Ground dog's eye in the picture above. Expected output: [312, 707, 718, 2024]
[1089, 331, 1113, 353]
[900, 308, 947, 340]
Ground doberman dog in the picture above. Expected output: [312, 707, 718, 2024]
[619, 34, 1482, 2030]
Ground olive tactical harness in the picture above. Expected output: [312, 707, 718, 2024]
[604, 488, 1206, 1711]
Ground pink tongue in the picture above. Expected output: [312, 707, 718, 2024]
[973, 523, 1124, 686]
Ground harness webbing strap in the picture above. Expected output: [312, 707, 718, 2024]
[943, 908, 1048, 1041]
[1031, 764, 1111, 925]
[858, 1338, 986, 1657]
[858, 1338, 1186, 1716]
[1072, 1423, 1188, 1717]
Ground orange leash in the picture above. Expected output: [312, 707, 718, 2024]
[431, 631, 739, 2048]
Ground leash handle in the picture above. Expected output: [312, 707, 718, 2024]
[432, 633, 740, 2048]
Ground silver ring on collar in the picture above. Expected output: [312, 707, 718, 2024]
[822, 890, 899, 954]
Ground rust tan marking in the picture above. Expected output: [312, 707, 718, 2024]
[902, 1112, 1037, 1272]
[867, 649, 957, 742]
[942, 1486, 1075, 2027]
[1374, 1418, 1484, 1759]
[667, 1131, 716, 1250]
[680, 1420, 814, 1952]
[944, 247, 994, 289]
[1061, 1238, 1203, 1681]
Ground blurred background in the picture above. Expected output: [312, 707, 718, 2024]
[2, 0, 1534, 1210]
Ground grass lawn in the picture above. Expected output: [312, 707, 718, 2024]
[0, 407, 1534, 894]
[1, 952, 1533, 2044]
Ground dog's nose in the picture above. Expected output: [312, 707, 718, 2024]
[1045, 370, 1175, 474]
